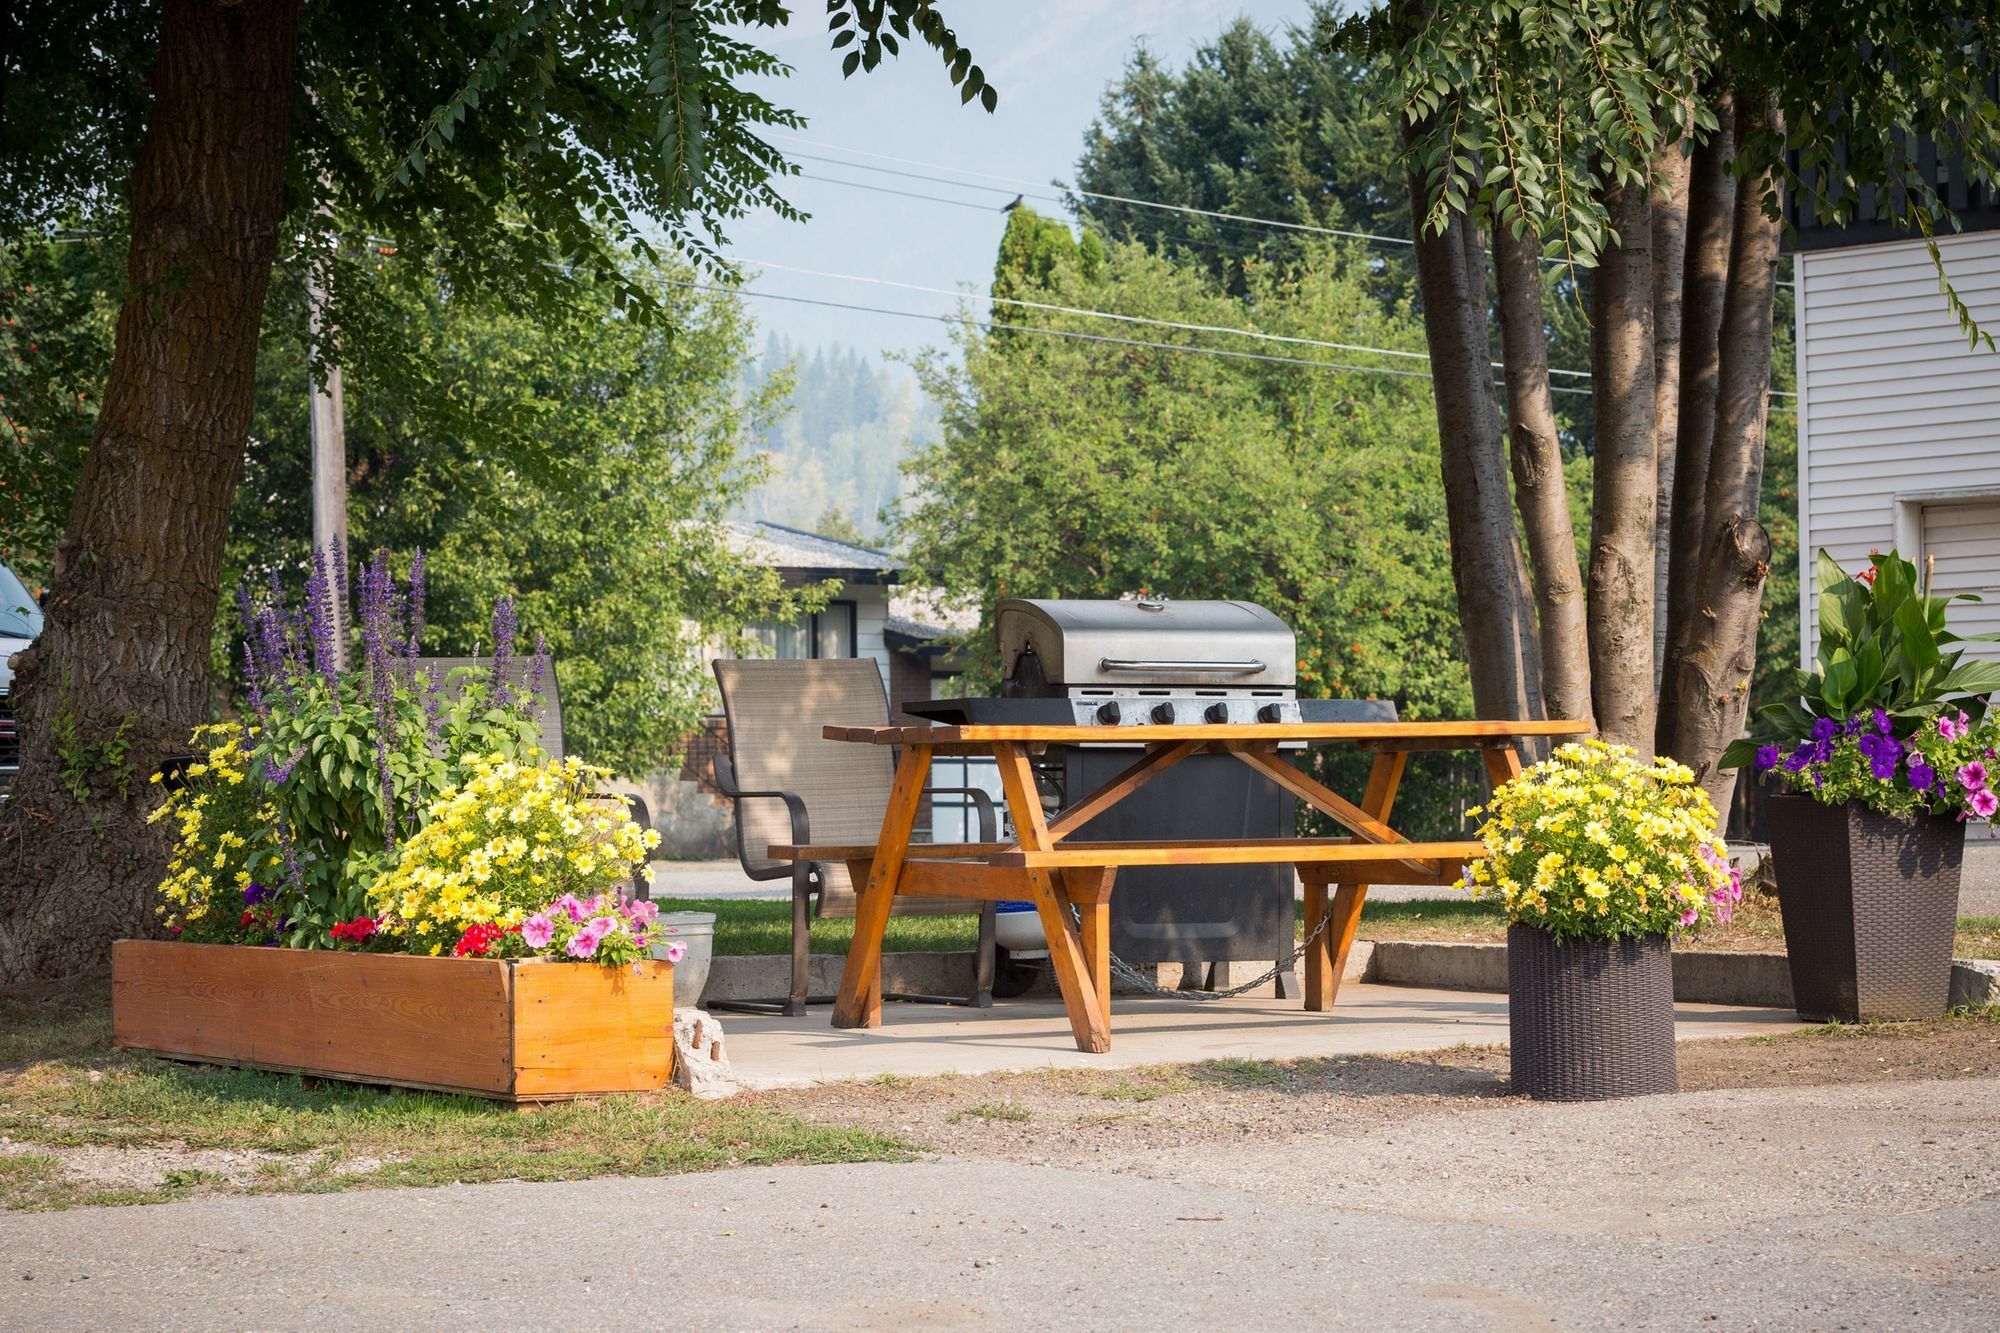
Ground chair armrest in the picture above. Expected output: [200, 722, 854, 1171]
[925, 785, 998, 842]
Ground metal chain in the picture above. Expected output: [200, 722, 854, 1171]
[1078, 902, 1334, 1002]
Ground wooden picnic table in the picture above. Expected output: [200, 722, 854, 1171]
[769, 718, 1590, 1054]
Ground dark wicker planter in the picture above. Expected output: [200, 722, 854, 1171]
[1765, 794, 1964, 1023]
[1507, 924, 1677, 1101]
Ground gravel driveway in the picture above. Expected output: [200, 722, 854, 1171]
[3, 1071, 1994, 1330]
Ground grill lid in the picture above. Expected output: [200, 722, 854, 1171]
[996, 597, 1296, 689]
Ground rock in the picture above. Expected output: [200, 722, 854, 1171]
[1949, 958, 2000, 1009]
[671, 1008, 737, 1099]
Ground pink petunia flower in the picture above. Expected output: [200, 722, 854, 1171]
[1959, 761, 1989, 790]
[663, 939, 688, 964]
[1971, 788, 1999, 819]
[551, 893, 587, 923]
[627, 899, 658, 929]
[521, 913, 555, 949]
[1939, 712, 1968, 742]
[565, 928, 601, 960]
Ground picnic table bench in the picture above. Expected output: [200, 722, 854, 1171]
[771, 718, 1589, 1053]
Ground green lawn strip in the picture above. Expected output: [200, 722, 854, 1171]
[0, 989, 911, 1211]
[654, 897, 979, 955]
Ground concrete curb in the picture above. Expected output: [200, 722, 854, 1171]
[700, 942, 2000, 1011]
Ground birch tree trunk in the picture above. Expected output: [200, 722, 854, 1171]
[1586, 178, 1659, 753]
[1405, 151, 1546, 725]
[0, 0, 301, 982]
[1493, 223, 1591, 726]
[1660, 96, 1782, 808]
[1649, 138, 1692, 684]
[1658, 93, 1737, 752]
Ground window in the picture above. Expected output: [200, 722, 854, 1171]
[746, 600, 858, 660]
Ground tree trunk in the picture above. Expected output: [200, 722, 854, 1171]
[0, 0, 301, 982]
[1657, 93, 1736, 751]
[1586, 178, 1659, 753]
[1403, 138, 1545, 728]
[1493, 222, 1591, 726]
[1649, 136, 1692, 685]
[1660, 96, 1782, 808]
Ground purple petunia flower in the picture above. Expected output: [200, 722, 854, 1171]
[1784, 742, 1815, 773]
[1872, 707, 1893, 734]
[243, 882, 269, 906]
[1755, 743, 1781, 772]
[1910, 762, 1938, 792]
[1811, 716, 1840, 742]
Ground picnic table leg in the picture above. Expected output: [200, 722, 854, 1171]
[995, 743, 1110, 1054]
[831, 747, 931, 1030]
[1481, 744, 1525, 790]
[845, 859, 884, 1020]
[1316, 749, 1408, 1011]
[1061, 867, 1116, 1009]
[1300, 865, 1335, 1011]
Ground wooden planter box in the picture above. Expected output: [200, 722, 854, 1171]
[112, 940, 675, 1102]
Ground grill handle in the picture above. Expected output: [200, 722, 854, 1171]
[1097, 658, 1267, 674]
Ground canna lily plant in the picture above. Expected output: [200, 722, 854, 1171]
[1723, 550, 2000, 815]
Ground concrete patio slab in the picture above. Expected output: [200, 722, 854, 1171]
[717, 984, 1803, 1089]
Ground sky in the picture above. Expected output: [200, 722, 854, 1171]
[720, 1, 1321, 365]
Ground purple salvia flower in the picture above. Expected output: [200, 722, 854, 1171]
[358, 548, 401, 847]
[406, 548, 427, 662]
[527, 630, 550, 708]
[328, 536, 349, 657]
[490, 596, 518, 708]
[241, 641, 268, 722]
[304, 545, 338, 690]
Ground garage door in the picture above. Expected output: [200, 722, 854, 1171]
[1924, 500, 2000, 661]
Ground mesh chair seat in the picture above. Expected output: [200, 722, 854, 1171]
[712, 657, 997, 1012]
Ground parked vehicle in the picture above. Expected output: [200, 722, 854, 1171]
[0, 563, 44, 790]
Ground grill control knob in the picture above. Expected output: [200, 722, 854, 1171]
[1150, 701, 1178, 725]
[1204, 702, 1231, 725]
[1257, 702, 1286, 724]
[1094, 700, 1123, 725]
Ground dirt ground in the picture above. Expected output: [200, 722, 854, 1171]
[754, 1014, 2000, 1167]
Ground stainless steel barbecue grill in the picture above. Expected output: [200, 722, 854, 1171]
[907, 596, 1394, 982]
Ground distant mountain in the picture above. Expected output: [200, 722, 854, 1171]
[738, 335, 937, 544]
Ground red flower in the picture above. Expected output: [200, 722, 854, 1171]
[329, 916, 379, 944]
[241, 910, 256, 927]
[453, 922, 507, 957]
[1857, 566, 1878, 586]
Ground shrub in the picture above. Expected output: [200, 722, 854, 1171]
[1458, 740, 1741, 942]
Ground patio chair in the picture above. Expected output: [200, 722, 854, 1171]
[710, 657, 998, 1016]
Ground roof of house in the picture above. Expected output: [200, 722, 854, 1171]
[726, 520, 901, 585]
[884, 590, 977, 656]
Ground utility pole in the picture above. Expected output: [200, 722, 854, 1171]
[308, 232, 349, 669]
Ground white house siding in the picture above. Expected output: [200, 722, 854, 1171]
[853, 586, 891, 688]
[1797, 232, 2000, 669]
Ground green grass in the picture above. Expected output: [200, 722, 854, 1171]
[661, 892, 2000, 961]
[0, 987, 909, 1212]
[654, 897, 979, 955]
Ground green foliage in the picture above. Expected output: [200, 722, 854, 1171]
[1723, 549, 2000, 770]
[1332, 3, 2000, 338]
[49, 700, 133, 807]
[0, 231, 121, 585]
[1074, 10, 1409, 283]
[900, 213, 1460, 715]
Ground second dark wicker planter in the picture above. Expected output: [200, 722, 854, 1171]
[1507, 924, 1677, 1101]
[1766, 794, 1965, 1023]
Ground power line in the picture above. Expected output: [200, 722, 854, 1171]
[732, 253, 1594, 380]
[793, 170, 1014, 214]
[773, 131, 1799, 288]
[666, 275, 1599, 394]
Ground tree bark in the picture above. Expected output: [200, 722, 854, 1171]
[1404, 147, 1545, 727]
[1493, 222, 1591, 726]
[1586, 178, 1659, 753]
[1660, 95, 1782, 807]
[1649, 136, 1692, 684]
[0, 0, 301, 982]
[1657, 93, 1736, 751]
